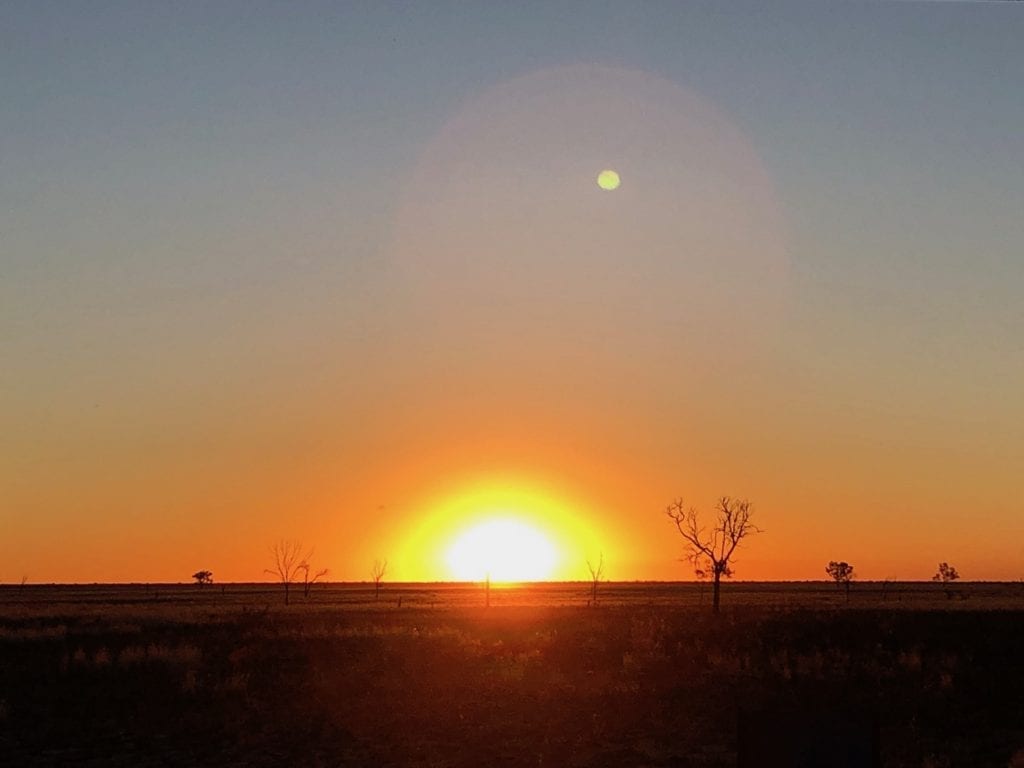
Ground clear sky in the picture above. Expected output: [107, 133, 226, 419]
[3, 1, 1022, 583]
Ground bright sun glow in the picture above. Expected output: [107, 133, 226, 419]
[446, 517, 558, 582]
[396, 477, 611, 582]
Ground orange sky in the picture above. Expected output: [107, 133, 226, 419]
[4, 53, 1022, 583]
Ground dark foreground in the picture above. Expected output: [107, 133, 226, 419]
[1, 582, 1023, 767]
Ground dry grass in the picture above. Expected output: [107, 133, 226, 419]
[1, 582, 1022, 766]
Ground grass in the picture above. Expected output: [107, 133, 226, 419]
[1, 582, 1022, 766]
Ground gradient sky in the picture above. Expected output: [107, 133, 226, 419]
[3, 1, 1022, 583]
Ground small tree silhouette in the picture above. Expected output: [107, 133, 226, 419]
[825, 561, 854, 601]
[265, 540, 311, 605]
[371, 558, 387, 601]
[932, 561, 960, 599]
[299, 560, 328, 598]
[192, 570, 213, 586]
[666, 496, 760, 613]
[586, 553, 604, 606]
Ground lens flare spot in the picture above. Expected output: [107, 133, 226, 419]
[596, 169, 621, 190]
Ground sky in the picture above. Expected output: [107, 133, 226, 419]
[2, 1, 1022, 583]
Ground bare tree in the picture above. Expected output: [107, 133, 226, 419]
[192, 570, 213, 586]
[299, 559, 328, 598]
[666, 496, 761, 613]
[586, 553, 604, 606]
[825, 561, 854, 602]
[932, 561, 960, 600]
[371, 558, 388, 601]
[265, 540, 311, 605]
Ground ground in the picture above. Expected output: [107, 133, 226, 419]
[1, 582, 1023, 767]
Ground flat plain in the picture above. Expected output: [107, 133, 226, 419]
[2, 582, 1023, 767]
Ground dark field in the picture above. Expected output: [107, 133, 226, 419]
[2, 582, 1023, 767]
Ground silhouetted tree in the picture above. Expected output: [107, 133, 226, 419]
[265, 540, 311, 605]
[587, 553, 604, 605]
[825, 561, 854, 601]
[299, 558, 328, 598]
[371, 558, 387, 601]
[666, 496, 761, 613]
[192, 570, 213, 586]
[932, 561, 960, 599]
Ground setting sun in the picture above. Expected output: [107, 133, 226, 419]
[395, 477, 615, 582]
[445, 518, 559, 582]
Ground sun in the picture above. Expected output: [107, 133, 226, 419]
[395, 478, 611, 581]
[445, 517, 559, 582]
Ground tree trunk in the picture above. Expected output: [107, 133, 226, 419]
[712, 574, 721, 613]
[284, 582, 290, 606]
